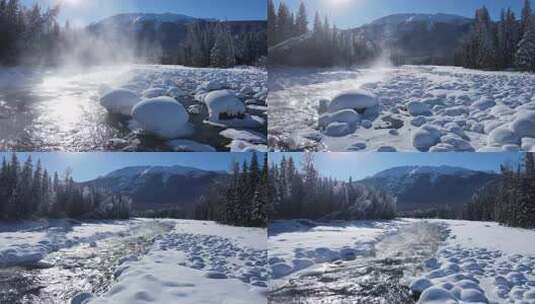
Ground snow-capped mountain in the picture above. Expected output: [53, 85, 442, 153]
[84, 165, 227, 210]
[90, 13, 200, 28]
[369, 13, 471, 27]
[360, 166, 497, 210]
[86, 13, 266, 62]
[348, 13, 474, 65]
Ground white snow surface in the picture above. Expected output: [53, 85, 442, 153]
[268, 219, 414, 285]
[269, 218, 535, 304]
[91, 219, 267, 304]
[0, 219, 132, 267]
[269, 66, 535, 151]
[0, 219, 267, 303]
[414, 219, 535, 304]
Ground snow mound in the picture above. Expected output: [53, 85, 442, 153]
[319, 109, 360, 129]
[142, 88, 167, 98]
[100, 89, 141, 116]
[327, 90, 379, 115]
[166, 139, 216, 152]
[408, 101, 432, 116]
[488, 126, 520, 147]
[412, 125, 442, 151]
[132, 96, 192, 139]
[220, 129, 267, 144]
[511, 111, 535, 139]
[204, 90, 246, 122]
[325, 122, 353, 137]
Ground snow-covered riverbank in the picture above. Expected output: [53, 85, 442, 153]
[268, 66, 535, 152]
[268, 218, 535, 304]
[0, 64, 267, 152]
[0, 219, 267, 304]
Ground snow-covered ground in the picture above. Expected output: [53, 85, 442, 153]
[268, 218, 535, 304]
[268, 66, 535, 152]
[0, 64, 267, 151]
[0, 219, 267, 304]
[415, 220, 535, 304]
[268, 219, 415, 285]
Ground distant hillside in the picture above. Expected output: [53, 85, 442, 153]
[359, 165, 498, 210]
[86, 13, 267, 65]
[82, 165, 227, 210]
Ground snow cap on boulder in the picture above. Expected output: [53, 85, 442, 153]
[132, 96, 192, 139]
[511, 111, 535, 139]
[327, 89, 378, 114]
[205, 90, 246, 122]
[100, 89, 141, 116]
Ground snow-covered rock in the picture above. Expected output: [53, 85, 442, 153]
[511, 111, 535, 139]
[143, 88, 167, 98]
[132, 96, 192, 139]
[319, 109, 360, 129]
[412, 125, 442, 151]
[487, 126, 520, 147]
[100, 89, 141, 116]
[471, 98, 496, 111]
[411, 278, 433, 295]
[327, 90, 379, 115]
[204, 90, 246, 122]
[325, 122, 353, 137]
[166, 87, 186, 98]
[220, 129, 267, 144]
[408, 101, 432, 116]
[167, 139, 216, 152]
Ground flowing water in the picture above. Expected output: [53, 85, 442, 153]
[0, 65, 248, 151]
[269, 222, 446, 304]
[0, 220, 173, 304]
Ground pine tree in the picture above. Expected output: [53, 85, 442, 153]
[522, 0, 533, 36]
[267, 0, 278, 46]
[515, 15, 535, 72]
[295, 1, 308, 36]
[210, 23, 236, 68]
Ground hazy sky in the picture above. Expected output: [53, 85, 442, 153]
[0, 153, 257, 182]
[21, 0, 267, 27]
[270, 153, 522, 181]
[274, 0, 526, 29]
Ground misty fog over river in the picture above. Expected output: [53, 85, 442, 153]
[0, 65, 266, 152]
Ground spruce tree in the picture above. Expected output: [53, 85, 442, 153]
[295, 1, 308, 36]
[515, 15, 535, 72]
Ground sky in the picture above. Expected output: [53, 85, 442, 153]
[274, 0, 526, 29]
[0, 153, 258, 182]
[270, 152, 523, 181]
[21, 0, 267, 27]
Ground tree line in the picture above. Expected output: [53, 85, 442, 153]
[0, 0, 266, 68]
[270, 154, 396, 220]
[463, 153, 535, 228]
[194, 153, 270, 227]
[268, 0, 376, 67]
[0, 154, 131, 221]
[464, 153, 535, 229]
[0, 0, 63, 65]
[455, 0, 535, 71]
[175, 21, 267, 68]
